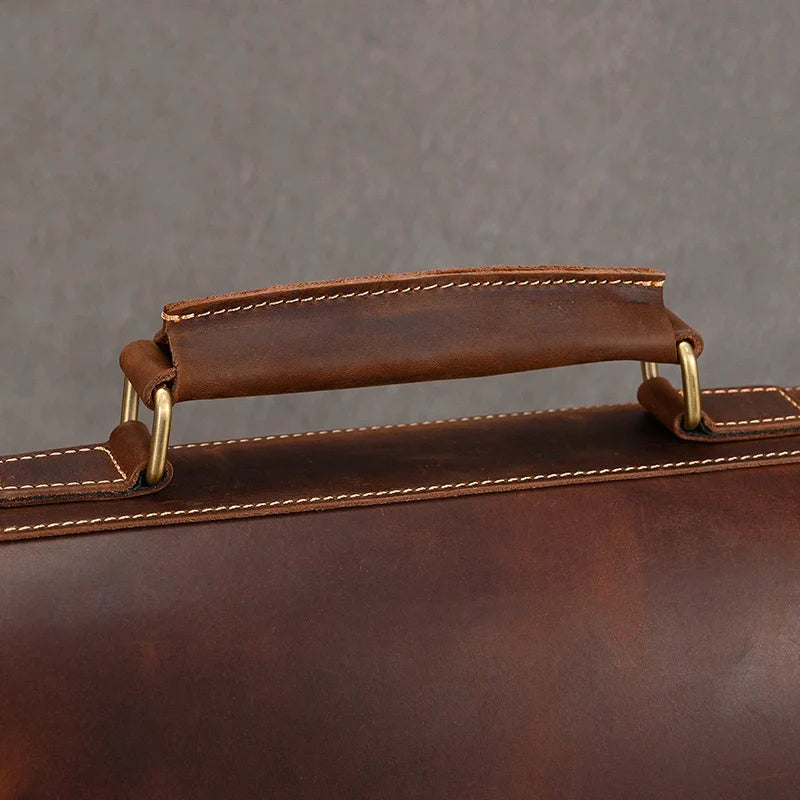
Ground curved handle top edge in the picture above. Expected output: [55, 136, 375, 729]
[159, 265, 667, 324]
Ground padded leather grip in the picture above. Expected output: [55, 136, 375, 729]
[120, 266, 702, 408]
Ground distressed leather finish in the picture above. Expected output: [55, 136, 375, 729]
[0, 422, 171, 508]
[2, 384, 797, 517]
[1, 395, 800, 799]
[2, 267, 798, 798]
[120, 266, 702, 407]
[2, 391, 800, 541]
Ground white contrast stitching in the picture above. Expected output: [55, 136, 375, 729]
[169, 403, 634, 450]
[0, 479, 126, 491]
[717, 415, 800, 427]
[705, 386, 800, 409]
[4, 448, 799, 535]
[0, 446, 127, 492]
[778, 389, 800, 412]
[161, 277, 665, 323]
[704, 386, 800, 425]
[1, 446, 100, 465]
[97, 446, 127, 480]
[169, 388, 800, 448]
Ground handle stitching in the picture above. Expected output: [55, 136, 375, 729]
[162, 278, 665, 323]
[5, 448, 798, 535]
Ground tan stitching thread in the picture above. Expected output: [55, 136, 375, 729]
[777, 389, 800, 413]
[169, 403, 635, 451]
[4, 448, 799, 535]
[161, 278, 665, 323]
[705, 386, 800, 410]
[704, 387, 800, 425]
[1, 446, 100, 465]
[0, 479, 126, 491]
[168, 389, 800, 449]
[717, 416, 800, 427]
[0, 446, 127, 492]
[97, 446, 127, 480]
[705, 387, 776, 394]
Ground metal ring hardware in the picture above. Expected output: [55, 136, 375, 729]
[121, 378, 173, 485]
[641, 340, 703, 431]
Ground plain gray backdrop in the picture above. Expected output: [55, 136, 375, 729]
[1, 0, 798, 454]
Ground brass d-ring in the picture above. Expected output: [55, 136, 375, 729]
[640, 340, 702, 431]
[677, 340, 702, 431]
[640, 361, 660, 381]
[121, 377, 173, 485]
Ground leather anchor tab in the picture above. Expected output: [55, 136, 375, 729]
[0, 421, 172, 508]
[638, 377, 800, 442]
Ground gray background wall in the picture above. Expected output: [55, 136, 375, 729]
[1, 0, 798, 454]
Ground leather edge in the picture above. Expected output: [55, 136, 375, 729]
[160, 265, 668, 320]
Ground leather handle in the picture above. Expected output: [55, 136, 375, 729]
[120, 266, 702, 408]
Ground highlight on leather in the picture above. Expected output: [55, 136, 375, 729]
[120, 266, 703, 407]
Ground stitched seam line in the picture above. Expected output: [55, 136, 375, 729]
[717, 415, 800, 427]
[1, 446, 101, 465]
[5, 448, 799, 535]
[706, 386, 800, 410]
[97, 446, 127, 480]
[778, 389, 800, 412]
[168, 388, 800, 450]
[169, 403, 635, 450]
[0, 479, 126, 491]
[0, 446, 127, 492]
[161, 278, 665, 323]
[704, 387, 800, 424]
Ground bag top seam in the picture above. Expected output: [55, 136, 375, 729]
[4, 447, 799, 536]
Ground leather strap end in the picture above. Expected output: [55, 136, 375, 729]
[666, 310, 704, 358]
[120, 339, 177, 410]
[638, 376, 689, 436]
[639, 377, 800, 442]
[0, 421, 173, 508]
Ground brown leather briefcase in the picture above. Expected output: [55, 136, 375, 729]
[2, 266, 799, 799]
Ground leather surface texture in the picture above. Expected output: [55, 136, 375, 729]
[119, 266, 703, 408]
[2, 388, 799, 539]
[1, 391, 800, 799]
